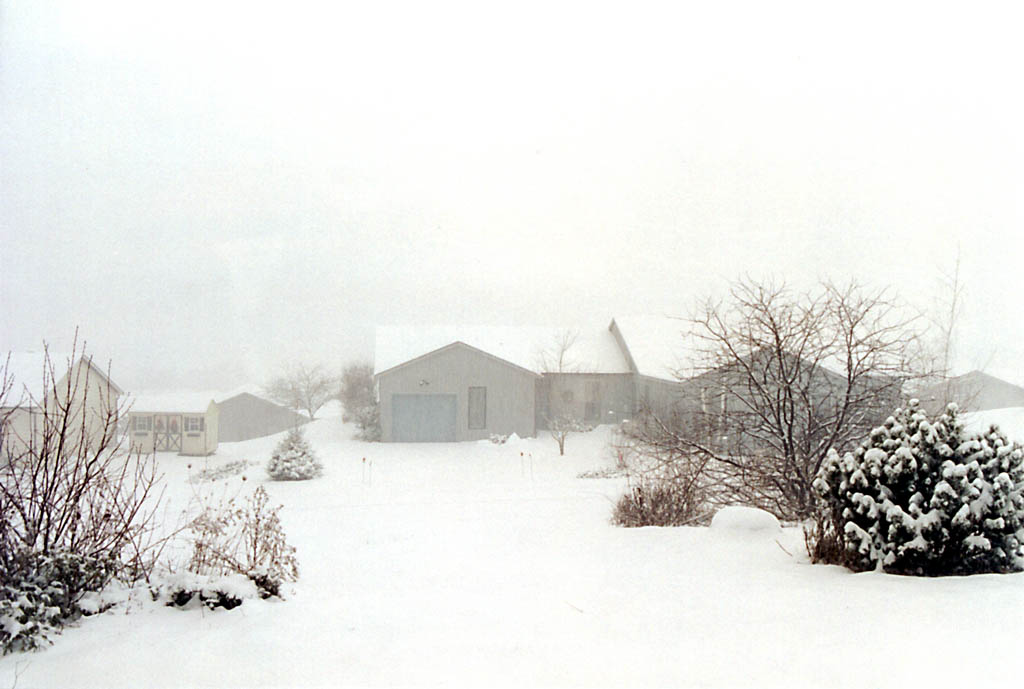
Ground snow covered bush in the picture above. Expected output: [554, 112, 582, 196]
[186, 486, 299, 599]
[1, 550, 116, 654]
[811, 400, 1024, 575]
[266, 427, 323, 481]
[152, 572, 259, 611]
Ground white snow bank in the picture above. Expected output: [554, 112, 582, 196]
[710, 506, 782, 534]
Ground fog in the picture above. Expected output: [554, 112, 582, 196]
[2, 1, 1022, 392]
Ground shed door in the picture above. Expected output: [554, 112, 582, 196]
[154, 414, 182, 452]
[392, 394, 457, 442]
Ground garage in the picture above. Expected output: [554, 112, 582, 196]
[391, 393, 457, 442]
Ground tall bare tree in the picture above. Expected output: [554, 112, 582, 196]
[624, 278, 930, 520]
[265, 364, 336, 421]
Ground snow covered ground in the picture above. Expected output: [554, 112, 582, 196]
[2, 406, 1023, 688]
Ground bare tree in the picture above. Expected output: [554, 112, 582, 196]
[265, 364, 336, 421]
[537, 329, 593, 456]
[625, 278, 929, 520]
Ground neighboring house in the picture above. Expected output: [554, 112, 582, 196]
[214, 388, 308, 442]
[373, 320, 689, 442]
[1, 351, 123, 456]
[125, 392, 219, 456]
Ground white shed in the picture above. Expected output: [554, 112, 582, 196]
[125, 392, 219, 456]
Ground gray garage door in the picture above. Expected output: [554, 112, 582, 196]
[392, 394, 457, 442]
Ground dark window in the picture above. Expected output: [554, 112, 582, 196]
[468, 387, 486, 429]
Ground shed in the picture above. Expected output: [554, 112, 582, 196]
[125, 392, 219, 456]
[214, 390, 309, 442]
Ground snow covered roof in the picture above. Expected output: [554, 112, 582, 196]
[610, 315, 701, 380]
[2, 351, 121, 406]
[212, 383, 267, 403]
[127, 391, 217, 414]
[374, 324, 632, 377]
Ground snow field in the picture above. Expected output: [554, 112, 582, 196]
[1, 409, 1022, 688]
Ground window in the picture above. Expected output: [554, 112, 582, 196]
[185, 416, 205, 432]
[468, 387, 486, 429]
[132, 415, 152, 432]
[561, 390, 574, 404]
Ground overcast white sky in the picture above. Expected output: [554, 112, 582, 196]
[2, 1, 1022, 391]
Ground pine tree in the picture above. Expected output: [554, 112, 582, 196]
[266, 427, 323, 481]
[813, 400, 1024, 575]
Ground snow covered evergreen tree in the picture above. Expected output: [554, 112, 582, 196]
[812, 400, 1024, 575]
[266, 427, 323, 481]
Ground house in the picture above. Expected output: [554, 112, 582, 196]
[373, 319, 690, 442]
[214, 388, 308, 442]
[125, 392, 219, 456]
[1, 351, 124, 456]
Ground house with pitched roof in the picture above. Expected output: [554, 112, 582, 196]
[373, 318, 692, 442]
[1, 351, 124, 456]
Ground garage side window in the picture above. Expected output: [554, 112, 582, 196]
[468, 386, 486, 429]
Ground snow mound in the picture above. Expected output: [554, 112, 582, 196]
[710, 506, 781, 534]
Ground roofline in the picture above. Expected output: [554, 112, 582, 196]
[608, 318, 639, 375]
[77, 355, 124, 396]
[375, 341, 542, 380]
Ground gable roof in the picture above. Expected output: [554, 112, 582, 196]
[609, 315, 700, 381]
[373, 324, 632, 377]
[2, 351, 123, 406]
[375, 341, 542, 379]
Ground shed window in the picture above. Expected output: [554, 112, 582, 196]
[132, 415, 152, 432]
[185, 416, 205, 432]
[468, 387, 486, 429]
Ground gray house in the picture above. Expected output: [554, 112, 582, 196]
[373, 319, 690, 442]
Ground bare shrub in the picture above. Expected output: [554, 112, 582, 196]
[612, 414, 715, 527]
[186, 486, 298, 598]
[1, 342, 165, 653]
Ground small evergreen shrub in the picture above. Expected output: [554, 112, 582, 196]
[613, 478, 710, 527]
[266, 427, 323, 481]
[354, 404, 381, 442]
[812, 400, 1024, 575]
[1, 550, 117, 654]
